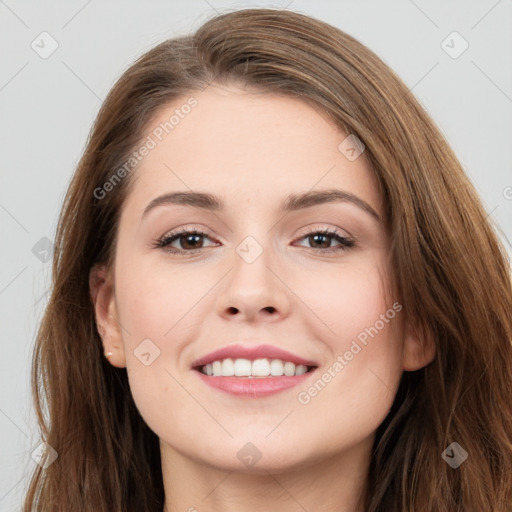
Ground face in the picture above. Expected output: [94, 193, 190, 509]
[91, 83, 433, 473]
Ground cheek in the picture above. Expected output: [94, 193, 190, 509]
[113, 258, 200, 425]
[296, 256, 396, 344]
[294, 258, 404, 407]
[292, 309, 403, 453]
[115, 254, 203, 343]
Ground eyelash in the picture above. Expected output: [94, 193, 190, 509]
[153, 226, 355, 256]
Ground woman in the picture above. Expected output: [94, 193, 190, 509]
[23, 7, 512, 512]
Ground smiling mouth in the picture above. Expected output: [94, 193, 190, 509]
[194, 357, 318, 378]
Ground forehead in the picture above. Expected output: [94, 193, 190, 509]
[124, 84, 382, 216]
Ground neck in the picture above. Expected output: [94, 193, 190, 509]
[160, 438, 372, 512]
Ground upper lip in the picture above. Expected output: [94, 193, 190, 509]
[191, 344, 318, 368]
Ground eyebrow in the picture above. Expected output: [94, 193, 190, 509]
[142, 189, 381, 222]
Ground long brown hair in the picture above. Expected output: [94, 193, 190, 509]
[23, 8, 512, 511]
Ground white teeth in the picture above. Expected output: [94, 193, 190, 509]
[283, 361, 295, 376]
[199, 357, 314, 377]
[269, 359, 284, 376]
[295, 364, 308, 375]
[251, 358, 270, 376]
[212, 361, 222, 375]
[221, 358, 235, 376]
[234, 358, 252, 376]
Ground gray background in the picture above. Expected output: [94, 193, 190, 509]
[1, 0, 511, 509]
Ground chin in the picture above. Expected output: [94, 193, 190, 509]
[196, 437, 316, 474]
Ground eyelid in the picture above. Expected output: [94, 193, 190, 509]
[297, 223, 353, 240]
[159, 224, 216, 240]
[158, 226, 215, 241]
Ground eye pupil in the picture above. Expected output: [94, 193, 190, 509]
[182, 234, 202, 249]
[310, 234, 330, 249]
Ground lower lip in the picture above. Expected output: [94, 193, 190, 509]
[194, 369, 316, 397]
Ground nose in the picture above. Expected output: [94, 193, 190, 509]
[216, 240, 291, 323]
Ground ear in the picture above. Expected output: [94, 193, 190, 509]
[89, 264, 126, 368]
[402, 318, 436, 371]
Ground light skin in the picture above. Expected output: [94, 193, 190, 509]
[90, 84, 436, 512]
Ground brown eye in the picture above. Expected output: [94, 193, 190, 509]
[295, 229, 355, 253]
[176, 233, 205, 250]
[154, 229, 217, 254]
[307, 233, 332, 249]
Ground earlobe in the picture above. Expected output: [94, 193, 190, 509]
[402, 319, 436, 372]
[89, 264, 127, 368]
